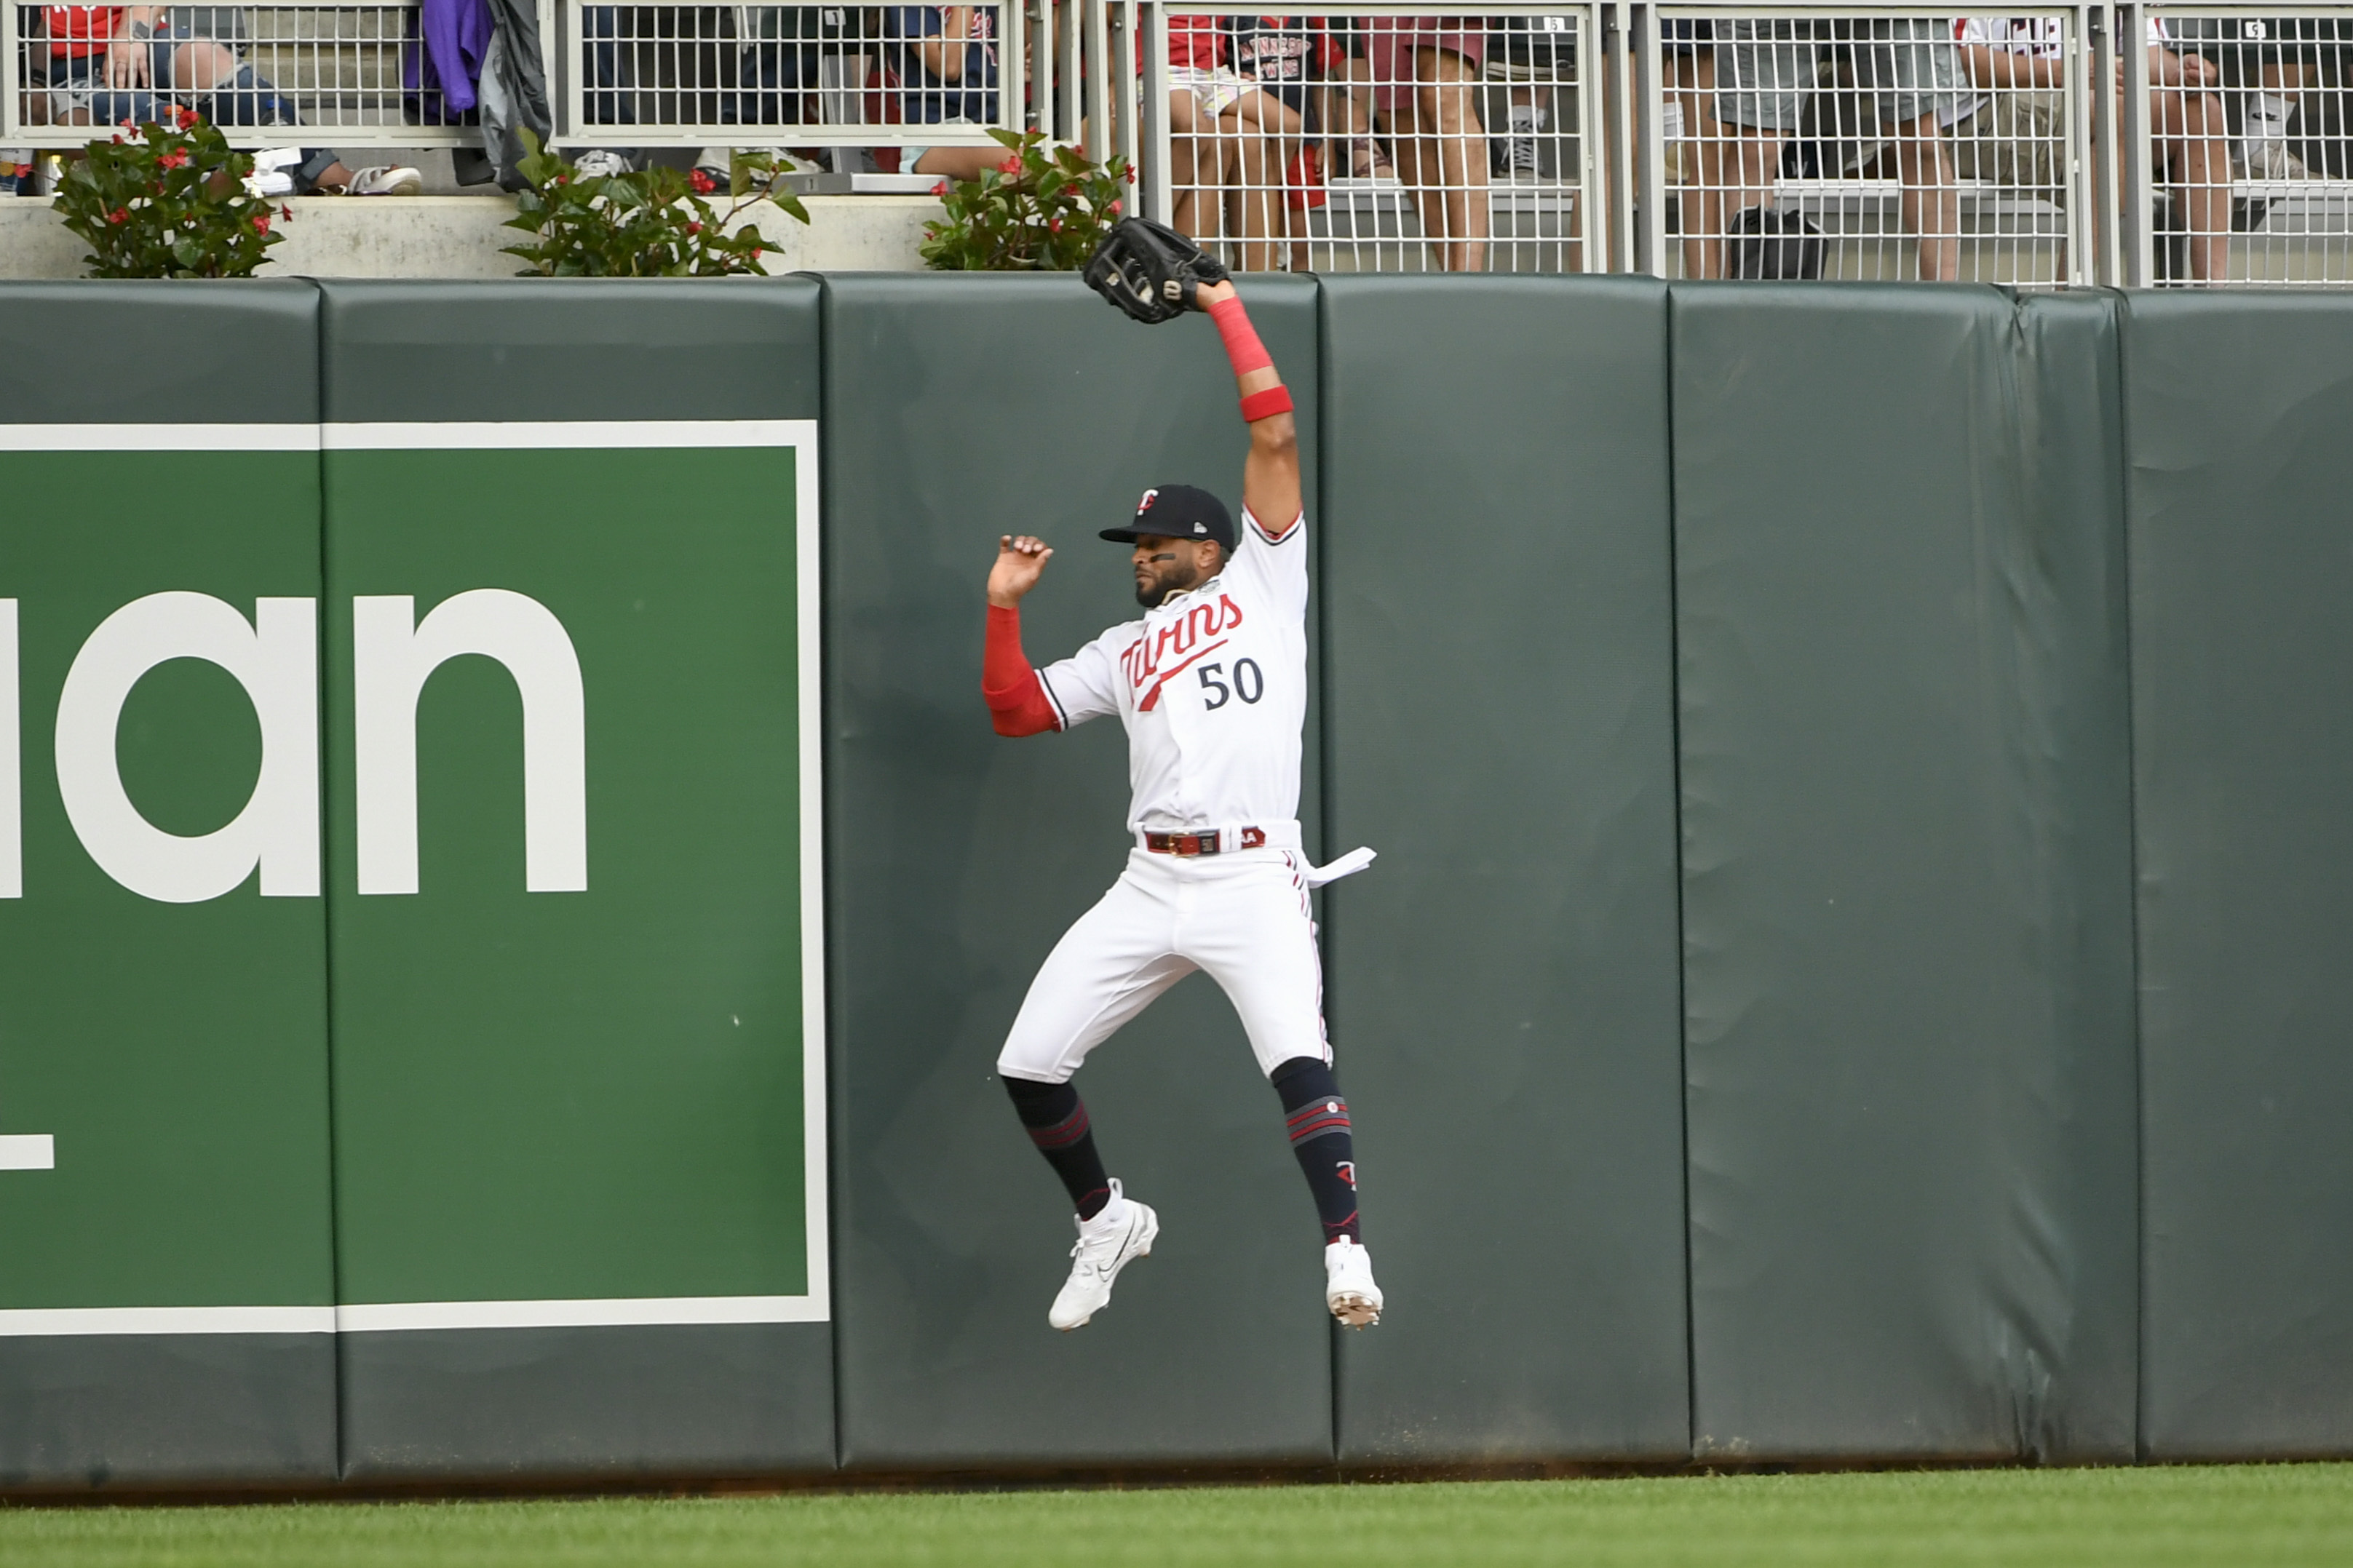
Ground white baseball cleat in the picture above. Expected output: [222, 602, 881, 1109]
[1325, 1238, 1383, 1328]
[1048, 1179, 1158, 1331]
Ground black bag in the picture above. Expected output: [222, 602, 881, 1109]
[1726, 205, 1825, 280]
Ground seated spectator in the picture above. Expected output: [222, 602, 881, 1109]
[889, 4, 1001, 180]
[1954, 15, 2229, 282]
[1166, 11, 1295, 271]
[1227, 14, 1346, 270]
[45, 3, 418, 193]
[1699, 17, 1961, 281]
[1362, 15, 1485, 271]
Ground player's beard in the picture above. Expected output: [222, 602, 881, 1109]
[1135, 559, 1200, 609]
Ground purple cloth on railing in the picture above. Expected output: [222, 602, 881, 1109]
[404, 0, 496, 116]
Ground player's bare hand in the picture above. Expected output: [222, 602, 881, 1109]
[988, 534, 1053, 608]
[1195, 279, 1237, 309]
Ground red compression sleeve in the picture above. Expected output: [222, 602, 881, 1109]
[1206, 295, 1273, 375]
[983, 605, 1060, 737]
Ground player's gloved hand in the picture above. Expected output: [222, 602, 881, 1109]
[1083, 217, 1231, 325]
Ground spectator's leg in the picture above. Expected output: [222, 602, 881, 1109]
[1699, 24, 1805, 279]
[1170, 87, 1207, 239]
[2162, 81, 2234, 282]
[1673, 47, 1718, 279]
[1389, 45, 1485, 272]
[1223, 87, 1303, 273]
[1894, 110, 1958, 281]
[911, 145, 1004, 181]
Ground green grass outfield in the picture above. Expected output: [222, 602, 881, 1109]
[4, 1463, 2352, 1567]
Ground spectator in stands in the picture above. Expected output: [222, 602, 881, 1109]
[1953, 16, 2231, 282]
[1697, 19, 1961, 281]
[889, 4, 1003, 180]
[1227, 14, 1346, 270]
[1665, 16, 1716, 279]
[1167, 12, 1295, 271]
[1362, 16, 1485, 271]
[44, 3, 418, 193]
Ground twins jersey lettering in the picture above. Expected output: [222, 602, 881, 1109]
[1037, 506, 1308, 837]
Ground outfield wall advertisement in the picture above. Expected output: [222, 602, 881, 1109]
[0, 423, 827, 1340]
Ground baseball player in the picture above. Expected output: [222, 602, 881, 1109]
[982, 226, 1380, 1333]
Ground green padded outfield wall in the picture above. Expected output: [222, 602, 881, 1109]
[822, 274, 1335, 1468]
[1671, 286, 2140, 1461]
[1319, 276, 1690, 1462]
[317, 282, 832, 1479]
[0, 283, 337, 1487]
[2124, 294, 2353, 1459]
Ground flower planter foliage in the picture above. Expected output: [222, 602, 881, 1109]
[55, 114, 288, 279]
[502, 132, 812, 276]
[921, 129, 1130, 271]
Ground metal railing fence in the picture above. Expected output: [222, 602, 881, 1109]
[7, 0, 2353, 284]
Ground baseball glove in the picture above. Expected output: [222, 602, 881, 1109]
[1083, 218, 1230, 325]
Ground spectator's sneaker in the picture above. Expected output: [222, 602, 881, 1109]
[1494, 106, 1543, 178]
[1047, 1179, 1156, 1332]
[1325, 1238, 1382, 1328]
[572, 149, 633, 180]
[338, 165, 423, 196]
[2240, 135, 2306, 181]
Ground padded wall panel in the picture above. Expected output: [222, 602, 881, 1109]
[320, 282, 833, 1479]
[2126, 293, 2353, 1459]
[0, 283, 338, 1488]
[1673, 287, 2138, 1461]
[824, 274, 1332, 1468]
[1320, 276, 1689, 1462]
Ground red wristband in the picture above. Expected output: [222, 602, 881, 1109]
[1206, 295, 1273, 376]
[1240, 386, 1293, 423]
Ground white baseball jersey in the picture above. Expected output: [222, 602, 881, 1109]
[1036, 506, 1307, 840]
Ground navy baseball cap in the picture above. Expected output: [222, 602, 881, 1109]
[1101, 484, 1234, 551]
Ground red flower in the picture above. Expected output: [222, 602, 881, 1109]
[1048, 217, 1063, 231]
[931, 180, 948, 196]
[253, 210, 271, 234]
[105, 207, 128, 224]
[689, 167, 718, 194]
[280, 203, 293, 222]
[552, 172, 568, 185]
[996, 154, 1021, 175]
[1124, 166, 1135, 183]
[111, 133, 124, 145]
[156, 149, 189, 170]
[750, 244, 763, 258]
[686, 220, 702, 234]
[170, 106, 197, 129]
[1108, 197, 1121, 214]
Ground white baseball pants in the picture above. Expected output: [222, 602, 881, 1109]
[996, 848, 1332, 1083]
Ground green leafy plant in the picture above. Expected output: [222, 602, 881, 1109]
[501, 130, 813, 276]
[920, 128, 1130, 271]
[54, 113, 288, 279]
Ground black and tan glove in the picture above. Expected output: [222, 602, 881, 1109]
[1082, 217, 1230, 325]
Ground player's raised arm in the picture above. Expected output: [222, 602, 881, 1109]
[981, 533, 1060, 738]
[1195, 279, 1301, 537]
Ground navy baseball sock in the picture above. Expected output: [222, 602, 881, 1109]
[1003, 1077, 1112, 1220]
[1271, 1056, 1360, 1245]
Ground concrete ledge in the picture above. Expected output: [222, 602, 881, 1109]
[0, 194, 934, 279]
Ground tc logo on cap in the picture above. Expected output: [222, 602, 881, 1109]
[1137, 488, 1159, 514]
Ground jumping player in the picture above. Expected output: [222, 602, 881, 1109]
[980, 274, 1381, 1333]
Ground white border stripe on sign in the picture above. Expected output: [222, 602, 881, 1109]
[324, 421, 817, 450]
[18, 426, 320, 452]
[337, 1295, 830, 1332]
[0, 1306, 337, 1337]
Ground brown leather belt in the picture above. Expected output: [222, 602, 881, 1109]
[1143, 827, 1266, 856]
